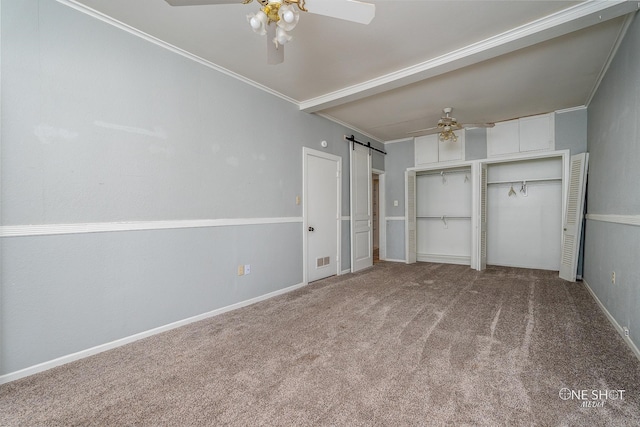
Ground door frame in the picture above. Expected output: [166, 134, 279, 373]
[475, 149, 571, 272]
[373, 169, 386, 261]
[302, 147, 342, 285]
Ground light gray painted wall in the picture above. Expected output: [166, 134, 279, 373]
[0, 0, 384, 375]
[1, 224, 302, 373]
[382, 140, 413, 261]
[583, 222, 640, 346]
[465, 128, 487, 160]
[341, 219, 351, 270]
[555, 108, 588, 155]
[384, 140, 414, 217]
[584, 13, 640, 351]
[386, 220, 406, 261]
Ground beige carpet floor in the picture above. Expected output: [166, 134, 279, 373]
[2, 262, 640, 426]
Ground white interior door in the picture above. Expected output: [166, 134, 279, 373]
[304, 149, 341, 283]
[559, 153, 589, 282]
[350, 143, 373, 272]
[405, 170, 417, 264]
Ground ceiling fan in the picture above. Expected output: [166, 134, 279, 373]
[407, 107, 495, 142]
[165, 0, 376, 64]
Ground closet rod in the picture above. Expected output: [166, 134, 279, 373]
[419, 169, 470, 177]
[487, 177, 562, 185]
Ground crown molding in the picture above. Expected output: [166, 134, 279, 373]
[383, 137, 413, 145]
[555, 105, 587, 115]
[314, 112, 383, 145]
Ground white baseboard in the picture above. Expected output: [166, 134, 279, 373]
[0, 282, 307, 385]
[583, 280, 640, 363]
[417, 253, 470, 265]
[340, 268, 351, 275]
[384, 258, 407, 263]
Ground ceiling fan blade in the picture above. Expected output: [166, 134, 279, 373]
[267, 24, 284, 65]
[165, 0, 242, 6]
[407, 126, 440, 136]
[303, 0, 375, 25]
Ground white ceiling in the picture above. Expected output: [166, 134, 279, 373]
[70, 0, 639, 142]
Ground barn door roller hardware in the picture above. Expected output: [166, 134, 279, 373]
[344, 135, 387, 155]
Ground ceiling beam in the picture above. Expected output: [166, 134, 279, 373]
[300, 0, 640, 113]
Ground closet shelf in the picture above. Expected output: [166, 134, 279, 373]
[419, 169, 471, 177]
[487, 177, 561, 185]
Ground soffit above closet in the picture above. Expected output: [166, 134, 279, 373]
[70, 0, 637, 142]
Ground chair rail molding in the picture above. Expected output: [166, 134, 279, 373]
[0, 217, 303, 238]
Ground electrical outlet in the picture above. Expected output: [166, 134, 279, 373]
[244, 264, 251, 275]
[237, 265, 244, 276]
[623, 327, 630, 337]
[611, 271, 616, 284]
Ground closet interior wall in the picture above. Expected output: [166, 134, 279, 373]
[416, 167, 473, 265]
[486, 157, 563, 270]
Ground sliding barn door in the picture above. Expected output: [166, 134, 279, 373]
[405, 170, 417, 264]
[559, 153, 589, 282]
[350, 143, 373, 272]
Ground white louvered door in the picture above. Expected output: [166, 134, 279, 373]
[405, 170, 417, 264]
[480, 163, 488, 271]
[559, 153, 589, 282]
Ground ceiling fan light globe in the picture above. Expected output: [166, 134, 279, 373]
[283, 10, 294, 23]
[277, 4, 299, 31]
[247, 11, 268, 35]
[275, 26, 292, 45]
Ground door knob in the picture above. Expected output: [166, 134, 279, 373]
[308, 226, 315, 232]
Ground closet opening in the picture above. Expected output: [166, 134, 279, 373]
[372, 170, 385, 262]
[484, 156, 564, 271]
[415, 166, 473, 266]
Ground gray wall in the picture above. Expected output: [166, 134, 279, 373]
[584, 13, 640, 351]
[556, 108, 588, 155]
[0, 0, 383, 376]
[465, 128, 488, 160]
[383, 139, 414, 261]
